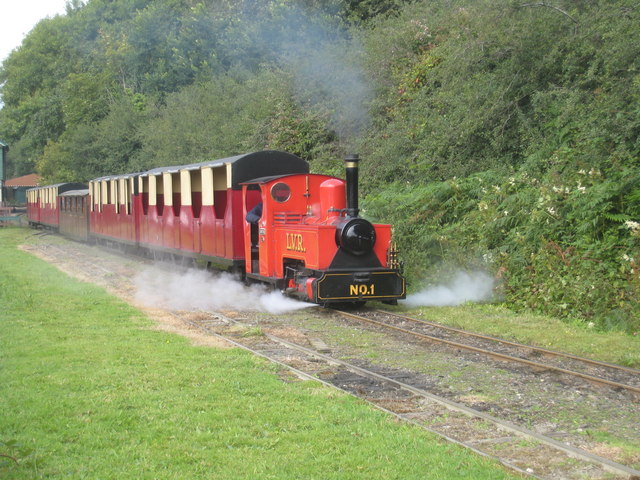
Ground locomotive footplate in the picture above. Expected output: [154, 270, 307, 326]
[314, 270, 406, 302]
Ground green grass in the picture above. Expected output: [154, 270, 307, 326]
[386, 303, 640, 368]
[0, 228, 518, 480]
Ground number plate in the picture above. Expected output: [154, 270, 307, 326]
[316, 271, 405, 301]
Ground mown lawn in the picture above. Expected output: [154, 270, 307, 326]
[0, 228, 519, 479]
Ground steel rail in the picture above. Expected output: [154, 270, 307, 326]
[336, 310, 640, 395]
[30, 239, 117, 275]
[377, 309, 640, 375]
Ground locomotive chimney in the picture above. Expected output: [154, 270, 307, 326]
[345, 154, 360, 217]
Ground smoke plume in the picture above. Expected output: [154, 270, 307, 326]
[133, 266, 312, 314]
[260, 7, 372, 140]
[404, 271, 495, 308]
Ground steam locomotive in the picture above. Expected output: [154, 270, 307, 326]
[27, 151, 405, 305]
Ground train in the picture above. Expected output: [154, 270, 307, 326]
[26, 150, 405, 306]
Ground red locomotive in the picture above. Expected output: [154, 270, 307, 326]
[27, 151, 405, 306]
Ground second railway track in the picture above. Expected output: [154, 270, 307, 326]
[335, 309, 640, 396]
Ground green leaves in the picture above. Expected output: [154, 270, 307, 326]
[0, 439, 34, 470]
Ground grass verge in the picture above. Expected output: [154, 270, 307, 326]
[0, 228, 518, 479]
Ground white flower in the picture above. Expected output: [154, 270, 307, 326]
[625, 220, 640, 232]
[578, 169, 587, 175]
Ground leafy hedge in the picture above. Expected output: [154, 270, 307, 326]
[365, 163, 640, 331]
[358, 0, 640, 330]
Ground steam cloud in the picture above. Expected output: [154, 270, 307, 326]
[404, 271, 495, 308]
[283, 37, 372, 138]
[133, 266, 312, 314]
[260, 7, 372, 139]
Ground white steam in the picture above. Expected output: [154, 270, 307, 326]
[404, 271, 495, 308]
[133, 266, 312, 314]
[283, 35, 372, 138]
[259, 7, 372, 139]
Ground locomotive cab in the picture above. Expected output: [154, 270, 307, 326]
[241, 173, 340, 281]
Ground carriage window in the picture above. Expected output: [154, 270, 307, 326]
[93, 182, 100, 212]
[271, 182, 291, 203]
[140, 176, 150, 215]
[212, 165, 227, 219]
[153, 175, 165, 216]
[118, 178, 129, 215]
[166, 172, 181, 217]
[102, 181, 109, 209]
[112, 180, 118, 213]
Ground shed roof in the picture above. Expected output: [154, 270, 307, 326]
[5, 173, 40, 187]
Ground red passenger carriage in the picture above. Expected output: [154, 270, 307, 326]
[59, 189, 90, 242]
[88, 151, 309, 270]
[27, 183, 87, 229]
[89, 173, 139, 245]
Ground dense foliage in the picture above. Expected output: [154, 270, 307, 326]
[1, 0, 638, 330]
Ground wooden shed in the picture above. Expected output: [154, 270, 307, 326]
[4, 173, 40, 205]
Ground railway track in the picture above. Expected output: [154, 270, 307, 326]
[176, 309, 640, 480]
[334, 309, 640, 397]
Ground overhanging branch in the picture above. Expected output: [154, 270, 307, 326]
[519, 2, 579, 24]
